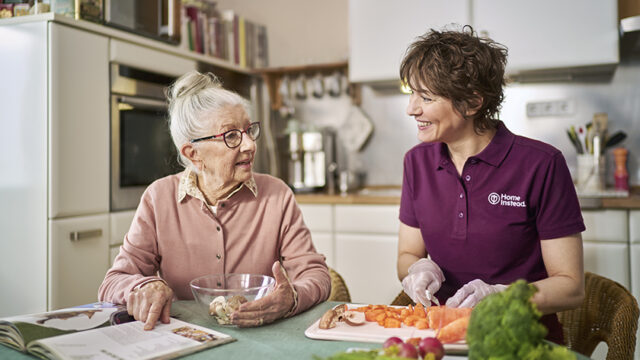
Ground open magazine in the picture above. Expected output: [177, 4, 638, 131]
[0, 302, 234, 360]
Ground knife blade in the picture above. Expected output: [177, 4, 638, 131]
[425, 289, 440, 307]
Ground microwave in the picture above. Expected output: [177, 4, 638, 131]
[105, 0, 179, 43]
[110, 63, 182, 211]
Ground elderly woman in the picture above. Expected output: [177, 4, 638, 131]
[397, 26, 585, 343]
[99, 71, 330, 329]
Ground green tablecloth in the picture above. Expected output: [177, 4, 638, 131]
[0, 301, 591, 360]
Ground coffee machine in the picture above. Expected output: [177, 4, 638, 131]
[280, 121, 336, 193]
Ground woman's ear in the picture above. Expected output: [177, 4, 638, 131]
[181, 143, 201, 169]
[466, 93, 484, 116]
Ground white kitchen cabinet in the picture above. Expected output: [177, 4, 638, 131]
[0, 21, 110, 316]
[49, 215, 110, 310]
[581, 210, 630, 289]
[49, 23, 109, 218]
[629, 211, 640, 360]
[334, 205, 401, 304]
[348, 0, 618, 82]
[473, 0, 618, 76]
[109, 210, 136, 266]
[348, 0, 470, 82]
[299, 204, 335, 268]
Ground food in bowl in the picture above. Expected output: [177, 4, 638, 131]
[190, 273, 275, 325]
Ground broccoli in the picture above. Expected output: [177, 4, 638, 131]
[466, 279, 575, 360]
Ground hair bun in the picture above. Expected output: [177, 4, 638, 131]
[167, 71, 222, 102]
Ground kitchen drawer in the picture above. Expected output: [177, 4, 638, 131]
[335, 204, 399, 234]
[581, 210, 628, 242]
[335, 233, 402, 304]
[583, 242, 630, 290]
[110, 39, 196, 77]
[109, 210, 135, 246]
[299, 204, 333, 232]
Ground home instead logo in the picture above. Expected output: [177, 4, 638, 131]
[488, 192, 526, 207]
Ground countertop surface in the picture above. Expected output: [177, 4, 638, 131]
[296, 187, 640, 209]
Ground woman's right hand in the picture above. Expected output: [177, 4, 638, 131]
[401, 258, 445, 305]
[127, 280, 174, 330]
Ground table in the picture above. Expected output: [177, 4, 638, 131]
[0, 301, 591, 360]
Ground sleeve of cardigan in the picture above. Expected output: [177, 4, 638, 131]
[98, 188, 165, 304]
[278, 187, 331, 315]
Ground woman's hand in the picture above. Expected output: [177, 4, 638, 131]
[127, 280, 174, 330]
[445, 279, 506, 308]
[231, 261, 296, 327]
[402, 258, 445, 306]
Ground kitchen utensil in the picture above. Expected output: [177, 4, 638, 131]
[339, 105, 374, 152]
[425, 289, 440, 307]
[605, 131, 627, 148]
[312, 73, 324, 98]
[326, 71, 342, 97]
[566, 126, 583, 154]
[295, 74, 307, 100]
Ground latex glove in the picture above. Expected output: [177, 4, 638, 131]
[446, 279, 507, 308]
[231, 261, 296, 327]
[401, 258, 445, 306]
[127, 280, 174, 330]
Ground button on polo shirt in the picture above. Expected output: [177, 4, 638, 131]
[399, 122, 585, 305]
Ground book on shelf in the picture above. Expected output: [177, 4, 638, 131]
[0, 302, 234, 360]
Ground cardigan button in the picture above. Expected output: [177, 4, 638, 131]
[216, 254, 221, 260]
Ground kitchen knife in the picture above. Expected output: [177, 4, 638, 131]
[605, 131, 627, 149]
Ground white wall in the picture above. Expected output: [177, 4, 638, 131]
[214, 0, 348, 67]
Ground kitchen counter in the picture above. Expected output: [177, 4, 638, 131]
[296, 187, 640, 209]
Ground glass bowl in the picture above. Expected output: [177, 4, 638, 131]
[189, 273, 275, 325]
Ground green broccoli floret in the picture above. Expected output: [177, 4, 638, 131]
[466, 279, 575, 360]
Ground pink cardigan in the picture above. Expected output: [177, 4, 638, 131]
[99, 172, 330, 315]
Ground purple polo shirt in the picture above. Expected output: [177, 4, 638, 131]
[400, 122, 585, 343]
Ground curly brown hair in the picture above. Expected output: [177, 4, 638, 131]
[399, 25, 508, 133]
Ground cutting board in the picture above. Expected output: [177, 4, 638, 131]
[304, 304, 468, 354]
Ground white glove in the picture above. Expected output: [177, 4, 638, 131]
[445, 279, 507, 308]
[401, 258, 445, 306]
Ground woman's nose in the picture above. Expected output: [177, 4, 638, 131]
[239, 133, 257, 152]
[406, 94, 421, 116]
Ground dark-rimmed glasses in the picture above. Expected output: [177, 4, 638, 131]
[190, 122, 261, 149]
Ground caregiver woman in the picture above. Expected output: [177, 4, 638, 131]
[397, 26, 585, 343]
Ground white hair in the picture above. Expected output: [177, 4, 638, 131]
[166, 71, 251, 169]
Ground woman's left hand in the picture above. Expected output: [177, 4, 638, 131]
[231, 261, 296, 327]
[445, 279, 507, 308]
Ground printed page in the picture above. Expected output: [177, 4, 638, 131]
[29, 318, 234, 360]
[0, 303, 120, 351]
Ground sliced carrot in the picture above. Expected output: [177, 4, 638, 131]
[375, 312, 387, 323]
[384, 317, 401, 328]
[415, 319, 429, 330]
[413, 303, 426, 318]
[436, 315, 470, 344]
[428, 306, 472, 329]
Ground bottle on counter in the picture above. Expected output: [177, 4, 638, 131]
[613, 147, 629, 191]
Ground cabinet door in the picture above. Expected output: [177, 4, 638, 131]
[335, 204, 399, 234]
[583, 242, 630, 290]
[473, 0, 618, 75]
[335, 233, 402, 304]
[299, 204, 335, 268]
[348, 0, 470, 82]
[49, 214, 109, 310]
[49, 23, 110, 218]
[581, 210, 628, 242]
[109, 210, 135, 266]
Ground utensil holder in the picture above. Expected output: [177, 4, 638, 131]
[576, 154, 605, 193]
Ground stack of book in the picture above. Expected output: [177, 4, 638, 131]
[182, 0, 268, 69]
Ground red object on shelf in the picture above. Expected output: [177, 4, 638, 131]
[613, 147, 629, 191]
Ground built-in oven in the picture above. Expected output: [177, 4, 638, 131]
[110, 63, 182, 211]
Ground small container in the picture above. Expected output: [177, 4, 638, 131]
[576, 154, 605, 193]
[51, 0, 75, 17]
[613, 147, 629, 191]
[190, 274, 275, 325]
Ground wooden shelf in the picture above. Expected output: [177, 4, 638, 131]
[255, 61, 360, 110]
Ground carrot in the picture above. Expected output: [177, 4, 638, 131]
[414, 319, 429, 330]
[436, 315, 470, 343]
[383, 317, 401, 328]
[427, 306, 472, 329]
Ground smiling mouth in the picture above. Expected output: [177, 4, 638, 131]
[235, 160, 252, 166]
[417, 120, 432, 127]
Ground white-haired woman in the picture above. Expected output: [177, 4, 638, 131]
[99, 71, 330, 329]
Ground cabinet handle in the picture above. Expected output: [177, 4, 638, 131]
[69, 229, 103, 241]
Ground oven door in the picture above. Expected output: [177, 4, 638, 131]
[111, 95, 181, 211]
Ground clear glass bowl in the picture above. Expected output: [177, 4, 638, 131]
[189, 274, 275, 325]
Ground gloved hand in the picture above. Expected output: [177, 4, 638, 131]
[127, 280, 174, 330]
[231, 261, 296, 327]
[445, 279, 507, 308]
[401, 258, 445, 306]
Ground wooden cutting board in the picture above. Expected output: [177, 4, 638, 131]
[304, 304, 468, 354]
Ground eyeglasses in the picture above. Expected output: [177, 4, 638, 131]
[190, 122, 261, 148]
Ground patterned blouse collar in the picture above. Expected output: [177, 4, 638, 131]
[177, 168, 258, 203]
